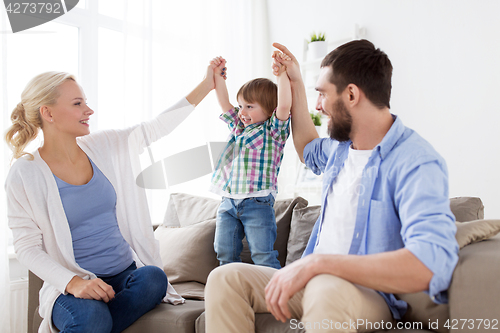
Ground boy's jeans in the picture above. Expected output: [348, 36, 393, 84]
[52, 262, 167, 333]
[214, 193, 281, 269]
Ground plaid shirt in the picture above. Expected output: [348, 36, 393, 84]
[210, 107, 290, 197]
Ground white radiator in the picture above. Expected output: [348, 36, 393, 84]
[10, 278, 28, 333]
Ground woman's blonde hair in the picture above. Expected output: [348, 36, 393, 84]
[5, 71, 76, 160]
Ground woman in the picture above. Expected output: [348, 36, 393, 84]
[5, 66, 217, 333]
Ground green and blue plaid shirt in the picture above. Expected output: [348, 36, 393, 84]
[210, 107, 290, 198]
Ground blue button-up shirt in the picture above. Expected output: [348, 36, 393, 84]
[302, 115, 459, 319]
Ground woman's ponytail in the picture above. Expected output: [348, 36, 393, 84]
[5, 102, 41, 160]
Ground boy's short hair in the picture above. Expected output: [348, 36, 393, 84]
[236, 78, 277, 117]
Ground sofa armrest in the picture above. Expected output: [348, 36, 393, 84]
[28, 271, 43, 333]
[448, 234, 500, 324]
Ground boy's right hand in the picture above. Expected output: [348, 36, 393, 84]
[210, 56, 227, 80]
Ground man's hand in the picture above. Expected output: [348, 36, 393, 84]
[272, 42, 302, 82]
[265, 255, 318, 322]
[66, 275, 115, 303]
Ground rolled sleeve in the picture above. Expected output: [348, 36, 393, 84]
[268, 111, 291, 142]
[220, 107, 240, 129]
[303, 138, 337, 175]
[396, 158, 459, 303]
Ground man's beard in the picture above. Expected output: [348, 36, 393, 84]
[327, 99, 352, 142]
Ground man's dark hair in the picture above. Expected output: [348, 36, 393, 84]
[321, 39, 392, 109]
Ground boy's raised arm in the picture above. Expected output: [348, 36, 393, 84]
[273, 52, 291, 121]
[211, 57, 234, 112]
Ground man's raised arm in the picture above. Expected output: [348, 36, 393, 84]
[272, 43, 318, 163]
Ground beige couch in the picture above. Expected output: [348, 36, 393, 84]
[28, 194, 500, 333]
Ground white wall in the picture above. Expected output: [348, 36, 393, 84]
[268, 0, 500, 218]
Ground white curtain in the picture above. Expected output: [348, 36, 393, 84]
[0, 228, 10, 333]
[1, 4, 12, 333]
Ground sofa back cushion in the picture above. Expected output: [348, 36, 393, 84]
[450, 197, 484, 222]
[163, 193, 220, 227]
[155, 219, 218, 285]
[286, 205, 321, 265]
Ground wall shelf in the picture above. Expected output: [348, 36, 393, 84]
[301, 24, 367, 90]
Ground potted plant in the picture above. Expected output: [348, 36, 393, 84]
[310, 111, 322, 135]
[308, 32, 327, 59]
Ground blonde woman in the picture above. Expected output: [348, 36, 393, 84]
[5, 68, 217, 333]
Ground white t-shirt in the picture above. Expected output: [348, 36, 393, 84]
[314, 146, 373, 255]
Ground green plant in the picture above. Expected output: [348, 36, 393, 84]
[310, 112, 322, 126]
[310, 32, 326, 43]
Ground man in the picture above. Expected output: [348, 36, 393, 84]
[205, 40, 458, 333]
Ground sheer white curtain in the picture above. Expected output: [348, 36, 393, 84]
[1, 0, 270, 329]
[1, 8, 12, 333]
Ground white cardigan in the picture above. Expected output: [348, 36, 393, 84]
[5, 98, 194, 333]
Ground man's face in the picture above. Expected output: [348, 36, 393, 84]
[315, 67, 352, 142]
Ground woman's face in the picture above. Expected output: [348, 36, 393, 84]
[47, 80, 94, 137]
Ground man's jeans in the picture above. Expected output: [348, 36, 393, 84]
[52, 262, 167, 333]
[214, 194, 281, 269]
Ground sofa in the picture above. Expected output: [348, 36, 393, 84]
[28, 194, 500, 333]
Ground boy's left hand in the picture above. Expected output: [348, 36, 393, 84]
[272, 51, 291, 76]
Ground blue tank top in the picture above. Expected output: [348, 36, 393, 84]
[53, 157, 134, 277]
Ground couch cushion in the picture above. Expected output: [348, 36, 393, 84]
[194, 312, 305, 333]
[396, 292, 449, 333]
[172, 281, 206, 300]
[449, 233, 500, 323]
[240, 197, 309, 267]
[163, 193, 220, 227]
[155, 219, 218, 284]
[455, 219, 500, 249]
[286, 205, 321, 265]
[450, 197, 484, 222]
[124, 300, 205, 333]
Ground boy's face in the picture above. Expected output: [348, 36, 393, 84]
[237, 97, 269, 127]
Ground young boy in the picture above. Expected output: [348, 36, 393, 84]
[209, 53, 291, 269]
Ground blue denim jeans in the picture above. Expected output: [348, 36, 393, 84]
[52, 262, 167, 333]
[214, 194, 281, 269]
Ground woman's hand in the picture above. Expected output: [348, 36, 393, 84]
[204, 62, 217, 91]
[210, 56, 227, 80]
[66, 275, 115, 303]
